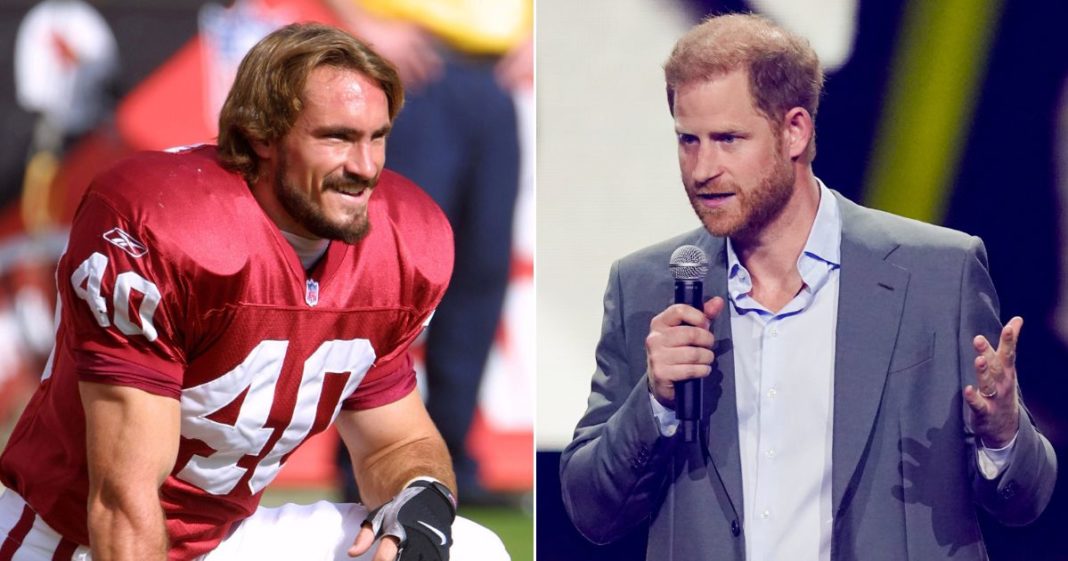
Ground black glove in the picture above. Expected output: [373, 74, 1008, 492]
[364, 479, 457, 560]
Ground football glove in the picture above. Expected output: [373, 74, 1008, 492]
[364, 478, 457, 560]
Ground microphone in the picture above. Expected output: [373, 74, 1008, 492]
[669, 245, 709, 443]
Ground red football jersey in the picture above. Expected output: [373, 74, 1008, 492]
[0, 146, 453, 560]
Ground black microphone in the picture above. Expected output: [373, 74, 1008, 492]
[669, 245, 709, 443]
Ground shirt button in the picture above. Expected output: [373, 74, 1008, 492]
[769, 326, 779, 337]
[760, 510, 771, 519]
[767, 388, 777, 398]
[766, 449, 776, 458]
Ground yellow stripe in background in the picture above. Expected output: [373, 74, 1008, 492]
[359, 0, 531, 54]
[863, 0, 1003, 223]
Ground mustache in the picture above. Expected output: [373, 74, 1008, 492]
[323, 174, 377, 192]
[692, 178, 737, 193]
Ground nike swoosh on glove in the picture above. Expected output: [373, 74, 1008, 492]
[365, 479, 457, 560]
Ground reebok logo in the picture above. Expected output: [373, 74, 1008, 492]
[103, 228, 149, 258]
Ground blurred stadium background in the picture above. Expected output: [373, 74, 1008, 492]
[0, 1, 531, 560]
[538, 0, 1068, 560]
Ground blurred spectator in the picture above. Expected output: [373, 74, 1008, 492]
[326, 0, 531, 506]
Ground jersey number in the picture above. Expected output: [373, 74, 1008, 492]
[178, 339, 375, 495]
[71, 252, 161, 341]
[71, 253, 377, 496]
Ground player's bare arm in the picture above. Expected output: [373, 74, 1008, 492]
[81, 382, 179, 561]
[338, 390, 454, 507]
[337, 389, 455, 560]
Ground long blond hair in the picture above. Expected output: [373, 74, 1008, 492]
[217, 22, 403, 183]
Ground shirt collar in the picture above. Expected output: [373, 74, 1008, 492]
[800, 180, 841, 268]
[726, 180, 842, 310]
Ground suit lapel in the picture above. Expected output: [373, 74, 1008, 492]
[831, 194, 910, 515]
[701, 234, 745, 519]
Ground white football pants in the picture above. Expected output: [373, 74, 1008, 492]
[0, 489, 510, 561]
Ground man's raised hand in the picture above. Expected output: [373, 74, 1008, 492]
[964, 316, 1023, 449]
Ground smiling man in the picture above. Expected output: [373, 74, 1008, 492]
[0, 23, 507, 561]
[561, 13, 1055, 561]
[255, 64, 387, 244]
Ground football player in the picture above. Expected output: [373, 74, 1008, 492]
[0, 23, 508, 561]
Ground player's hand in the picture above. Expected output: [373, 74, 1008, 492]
[494, 35, 532, 91]
[964, 316, 1023, 449]
[351, 527, 399, 561]
[349, 479, 457, 560]
[345, 14, 442, 89]
[645, 296, 725, 409]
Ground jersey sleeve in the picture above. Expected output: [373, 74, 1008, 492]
[340, 307, 436, 410]
[341, 351, 417, 410]
[59, 189, 188, 398]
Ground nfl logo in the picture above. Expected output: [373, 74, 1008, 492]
[305, 279, 319, 307]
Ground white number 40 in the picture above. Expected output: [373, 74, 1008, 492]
[71, 251, 162, 341]
[71, 251, 377, 496]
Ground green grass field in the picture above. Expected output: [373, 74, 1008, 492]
[460, 502, 533, 561]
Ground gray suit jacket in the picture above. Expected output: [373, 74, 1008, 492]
[560, 193, 1057, 561]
